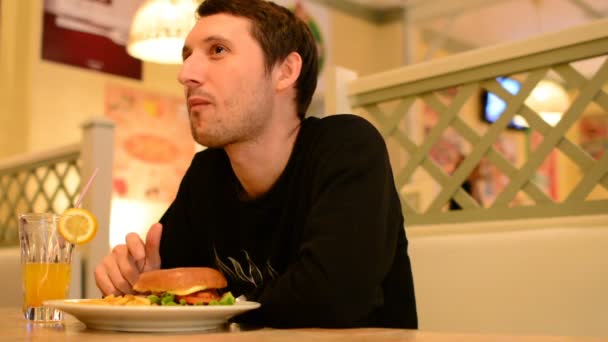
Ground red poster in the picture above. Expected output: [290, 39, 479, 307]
[42, 0, 143, 79]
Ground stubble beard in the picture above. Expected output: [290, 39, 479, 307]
[189, 82, 274, 149]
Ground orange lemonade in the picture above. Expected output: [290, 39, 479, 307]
[22, 262, 71, 311]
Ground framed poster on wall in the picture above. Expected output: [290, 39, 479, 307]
[105, 84, 196, 246]
[105, 84, 195, 203]
[41, 0, 143, 79]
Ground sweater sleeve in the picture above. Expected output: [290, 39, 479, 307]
[247, 116, 406, 327]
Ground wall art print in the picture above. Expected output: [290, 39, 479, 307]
[105, 84, 195, 203]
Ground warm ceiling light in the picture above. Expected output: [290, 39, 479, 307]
[514, 79, 570, 128]
[526, 80, 570, 115]
[127, 0, 198, 64]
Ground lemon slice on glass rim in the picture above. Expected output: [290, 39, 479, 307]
[58, 208, 99, 245]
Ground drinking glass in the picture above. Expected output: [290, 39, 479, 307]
[18, 213, 73, 322]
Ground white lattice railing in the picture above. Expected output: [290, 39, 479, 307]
[0, 118, 115, 297]
[327, 19, 608, 225]
[0, 144, 81, 245]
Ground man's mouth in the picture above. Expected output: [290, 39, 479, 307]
[187, 97, 212, 111]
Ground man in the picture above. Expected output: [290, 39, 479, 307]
[95, 0, 417, 329]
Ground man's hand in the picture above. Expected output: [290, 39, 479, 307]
[94, 223, 163, 296]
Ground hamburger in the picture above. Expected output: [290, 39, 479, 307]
[133, 267, 235, 306]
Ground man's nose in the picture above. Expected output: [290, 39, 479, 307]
[177, 55, 203, 87]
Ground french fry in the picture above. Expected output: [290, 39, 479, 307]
[79, 294, 152, 306]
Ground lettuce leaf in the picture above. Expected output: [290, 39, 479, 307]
[147, 294, 161, 305]
[148, 291, 235, 306]
[209, 292, 235, 305]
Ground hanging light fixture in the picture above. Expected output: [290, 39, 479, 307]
[512, 79, 570, 128]
[127, 0, 198, 64]
[525, 79, 570, 126]
[512, 0, 570, 127]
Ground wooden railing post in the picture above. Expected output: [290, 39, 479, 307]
[80, 117, 115, 298]
[325, 66, 358, 115]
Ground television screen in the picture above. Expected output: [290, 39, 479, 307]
[482, 77, 527, 130]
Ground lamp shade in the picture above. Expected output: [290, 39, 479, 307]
[524, 79, 570, 127]
[127, 0, 198, 64]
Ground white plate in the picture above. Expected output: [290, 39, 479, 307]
[43, 299, 261, 332]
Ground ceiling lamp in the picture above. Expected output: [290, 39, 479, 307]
[514, 0, 571, 127]
[127, 0, 198, 64]
[513, 79, 570, 128]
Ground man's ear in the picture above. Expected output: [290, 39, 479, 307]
[275, 52, 302, 91]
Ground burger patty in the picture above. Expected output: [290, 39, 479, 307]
[175, 289, 221, 305]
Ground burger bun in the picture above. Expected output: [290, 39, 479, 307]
[133, 267, 227, 296]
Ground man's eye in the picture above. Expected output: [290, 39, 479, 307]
[212, 46, 226, 55]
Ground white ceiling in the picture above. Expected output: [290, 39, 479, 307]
[345, 0, 608, 49]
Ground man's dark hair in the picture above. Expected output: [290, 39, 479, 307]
[196, 0, 319, 119]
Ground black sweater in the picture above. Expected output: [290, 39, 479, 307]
[159, 114, 418, 328]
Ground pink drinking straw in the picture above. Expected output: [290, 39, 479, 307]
[75, 168, 99, 208]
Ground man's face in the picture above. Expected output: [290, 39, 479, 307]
[178, 14, 274, 148]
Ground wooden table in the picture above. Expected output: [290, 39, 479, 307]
[0, 308, 602, 341]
